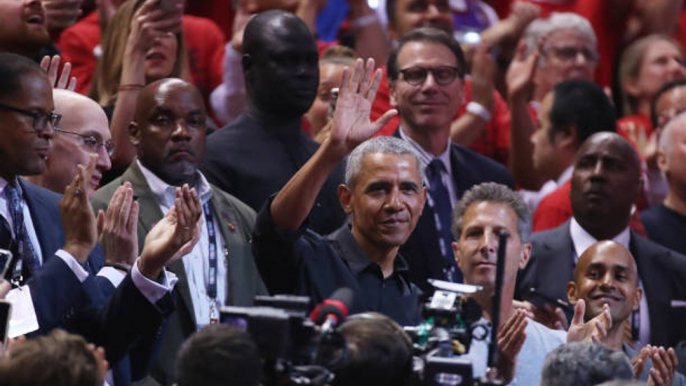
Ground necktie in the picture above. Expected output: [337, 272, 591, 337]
[5, 181, 38, 281]
[425, 159, 461, 282]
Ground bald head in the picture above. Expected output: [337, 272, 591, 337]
[27, 89, 112, 196]
[657, 111, 686, 192]
[130, 78, 207, 186]
[571, 132, 642, 240]
[568, 240, 642, 325]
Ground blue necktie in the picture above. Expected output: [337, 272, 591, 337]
[5, 181, 38, 280]
[426, 159, 461, 282]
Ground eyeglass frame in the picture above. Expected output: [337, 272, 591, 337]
[54, 127, 116, 157]
[544, 45, 599, 63]
[0, 102, 61, 133]
[398, 65, 463, 87]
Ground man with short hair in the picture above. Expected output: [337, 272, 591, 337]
[641, 111, 686, 256]
[386, 27, 513, 292]
[201, 10, 346, 235]
[26, 89, 112, 197]
[92, 78, 266, 386]
[174, 324, 262, 386]
[451, 182, 565, 384]
[541, 342, 634, 386]
[567, 240, 684, 386]
[517, 132, 686, 348]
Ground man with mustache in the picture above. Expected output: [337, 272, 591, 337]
[91, 78, 266, 386]
[26, 89, 112, 197]
[517, 132, 686, 350]
[567, 240, 685, 386]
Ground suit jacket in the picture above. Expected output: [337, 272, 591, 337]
[92, 161, 267, 386]
[393, 129, 515, 293]
[16, 180, 172, 386]
[517, 220, 686, 347]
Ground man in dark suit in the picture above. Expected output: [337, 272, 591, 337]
[201, 10, 346, 235]
[92, 78, 267, 386]
[517, 132, 686, 349]
[386, 28, 514, 292]
[0, 52, 202, 386]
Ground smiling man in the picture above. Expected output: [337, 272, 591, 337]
[0, 0, 50, 59]
[26, 89, 112, 197]
[517, 132, 686, 349]
[91, 78, 266, 386]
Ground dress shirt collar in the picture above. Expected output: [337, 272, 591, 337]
[136, 160, 213, 207]
[398, 126, 452, 181]
[569, 217, 631, 261]
[557, 165, 573, 186]
[329, 223, 411, 281]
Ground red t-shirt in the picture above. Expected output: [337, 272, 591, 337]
[370, 67, 511, 165]
[57, 12, 225, 104]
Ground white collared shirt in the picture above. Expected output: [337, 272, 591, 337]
[519, 166, 573, 213]
[137, 160, 226, 328]
[0, 178, 44, 266]
[569, 218, 650, 347]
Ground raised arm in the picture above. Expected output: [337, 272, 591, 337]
[270, 58, 397, 231]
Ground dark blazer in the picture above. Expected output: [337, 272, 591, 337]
[517, 220, 686, 347]
[17, 180, 172, 386]
[92, 162, 268, 386]
[392, 129, 515, 293]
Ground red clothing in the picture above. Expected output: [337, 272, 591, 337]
[370, 67, 511, 165]
[57, 12, 225, 103]
[617, 114, 653, 157]
[185, 0, 233, 42]
[677, 8, 686, 55]
[532, 180, 648, 237]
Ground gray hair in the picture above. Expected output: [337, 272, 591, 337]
[451, 182, 531, 243]
[345, 137, 424, 188]
[541, 342, 633, 386]
[522, 12, 597, 62]
[659, 110, 686, 154]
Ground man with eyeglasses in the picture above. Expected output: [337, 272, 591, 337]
[386, 27, 513, 294]
[26, 89, 113, 197]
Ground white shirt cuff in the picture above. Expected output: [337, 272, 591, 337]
[55, 249, 89, 283]
[97, 266, 126, 287]
[130, 259, 178, 304]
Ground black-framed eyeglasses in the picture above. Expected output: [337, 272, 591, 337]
[54, 128, 116, 157]
[0, 103, 61, 133]
[399, 66, 462, 86]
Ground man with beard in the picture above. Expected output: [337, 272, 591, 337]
[92, 78, 266, 386]
[516, 132, 686, 350]
[201, 10, 346, 235]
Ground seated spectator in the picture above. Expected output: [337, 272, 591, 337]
[25, 89, 112, 197]
[0, 0, 51, 59]
[0, 329, 107, 386]
[617, 34, 686, 156]
[541, 342, 634, 386]
[305, 46, 356, 143]
[90, 0, 186, 178]
[174, 324, 262, 386]
[517, 132, 686, 350]
[641, 112, 686, 256]
[567, 240, 684, 386]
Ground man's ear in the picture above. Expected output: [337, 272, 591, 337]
[452, 240, 461, 266]
[657, 148, 669, 173]
[566, 281, 578, 305]
[389, 81, 398, 107]
[518, 243, 532, 270]
[633, 287, 643, 312]
[129, 121, 140, 146]
[555, 124, 578, 151]
[338, 184, 353, 214]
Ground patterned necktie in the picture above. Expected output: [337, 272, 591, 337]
[5, 181, 38, 279]
[426, 159, 461, 282]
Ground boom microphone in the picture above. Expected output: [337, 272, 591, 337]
[309, 287, 354, 333]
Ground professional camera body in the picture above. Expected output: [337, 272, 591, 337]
[406, 280, 499, 386]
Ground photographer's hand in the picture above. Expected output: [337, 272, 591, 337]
[496, 308, 528, 384]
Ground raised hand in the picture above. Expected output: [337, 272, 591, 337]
[40, 55, 77, 91]
[97, 182, 139, 269]
[137, 184, 202, 279]
[506, 39, 543, 100]
[127, 0, 183, 56]
[470, 44, 495, 114]
[566, 300, 612, 343]
[634, 345, 678, 386]
[328, 58, 397, 156]
[496, 309, 528, 384]
[60, 154, 98, 263]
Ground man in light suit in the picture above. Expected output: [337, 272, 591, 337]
[0, 52, 198, 386]
[92, 78, 267, 386]
[387, 28, 514, 293]
[516, 132, 686, 349]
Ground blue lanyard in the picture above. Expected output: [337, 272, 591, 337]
[203, 203, 218, 300]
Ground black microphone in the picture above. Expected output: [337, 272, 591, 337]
[309, 287, 354, 333]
